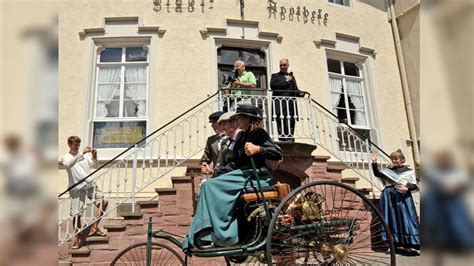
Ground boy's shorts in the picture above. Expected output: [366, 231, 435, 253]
[70, 184, 104, 217]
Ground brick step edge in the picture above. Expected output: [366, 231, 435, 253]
[121, 212, 143, 219]
[342, 177, 359, 182]
[69, 247, 90, 256]
[356, 188, 373, 195]
[104, 224, 126, 231]
[86, 236, 109, 243]
[137, 200, 159, 208]
[171, 176, 192, 183]
[155, 188, 177, 194]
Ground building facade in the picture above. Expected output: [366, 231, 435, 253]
[58, 0, 414, 193]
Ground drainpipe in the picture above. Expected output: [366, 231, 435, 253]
[386, 0, 421, 167]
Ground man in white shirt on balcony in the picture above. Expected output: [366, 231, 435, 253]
[60, 136, 108, 249]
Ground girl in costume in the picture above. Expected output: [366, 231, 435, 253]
[371, 149, 420, 254]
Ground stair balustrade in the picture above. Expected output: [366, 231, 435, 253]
[58, 89, 393, 246]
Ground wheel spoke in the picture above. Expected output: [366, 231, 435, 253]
[111, 242, 185, 265]
[267, 181, 395, 265]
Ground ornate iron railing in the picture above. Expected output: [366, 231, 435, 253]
[221, 90, 392, 193]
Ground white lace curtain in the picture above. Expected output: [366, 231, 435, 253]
[346, 80, 367, 126]
[329, 77, 367, 126]
[329, 77, 343, 109]
[125, 66, 147, 117]
[96, 67, 121, 117]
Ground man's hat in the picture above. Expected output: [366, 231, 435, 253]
[217, 112, 236, 124]
[208, 111, 224, 122]
[231, 104, 263, 120]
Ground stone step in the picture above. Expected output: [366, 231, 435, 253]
[356, 187, 373, 197]
[326, 163, 347, 172]
[69, 247, 90, 262]
[312, 155, 331, 164]
[86, 236, 109, 250]
[58, 260, 72, 266]
[172, 176, 193, 190]
[171, 176, 192, 183]
[69, 247, 90, 255]
[136, 200, 159, 214]
[155, 187, 177, 195]
[342, 177, 359, 187]
[116, 203, 140, 218]
[156, 188, 179, 214]
[121, 212, 143, 220]
[103, 224, 126, 232]
[186, 165, 202, 175]
[137, 200, 159, 208]
[86, 236, 109, 242]
[342, 177, 359, 182]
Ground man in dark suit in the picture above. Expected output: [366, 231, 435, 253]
[201, 111, 225, 174]
[270, 59, 302, 142]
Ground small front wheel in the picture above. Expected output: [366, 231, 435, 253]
[111, 242, 185, 265]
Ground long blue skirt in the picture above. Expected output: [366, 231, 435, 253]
[182, 169, 271, 251]
[380, 186, 420, 247]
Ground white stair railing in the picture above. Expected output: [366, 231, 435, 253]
[309, 98, 392, 193]
[223, 90, 392, 193]
[58, 89, 393, 246]
[58, 93, 220, 246]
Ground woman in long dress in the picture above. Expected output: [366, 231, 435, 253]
[182, 104, 282, 251]
[371, 149, 420, 254]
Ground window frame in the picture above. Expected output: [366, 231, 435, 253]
[217, 46, 268, 90]
[92, 44, 150, 149]
[327, 59, 370, 132]
[327, 0, 352, 8]
[326, 56, 373, 153]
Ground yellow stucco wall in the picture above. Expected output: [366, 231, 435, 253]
[58, 0, 413, 192]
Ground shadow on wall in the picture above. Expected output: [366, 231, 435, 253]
[397, 4, 419, 35]
[359, 0, 388, 12]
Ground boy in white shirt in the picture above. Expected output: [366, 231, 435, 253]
[60, 136, 108, 249]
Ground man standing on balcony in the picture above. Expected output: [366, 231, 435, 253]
[231, 60, 257, 96]
[60, 136, 108, 249]
[222, 60, 257, 111]
[270, 59, 302, 143]
[201, 112, 225, 175]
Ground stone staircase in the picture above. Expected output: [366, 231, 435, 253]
[59, 151, 372, 265]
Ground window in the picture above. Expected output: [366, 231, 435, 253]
[217, 47, 267, 91]
[93, 46, 148, 148]
[327, 58, 370, 151]
[328, 0, 351, 7]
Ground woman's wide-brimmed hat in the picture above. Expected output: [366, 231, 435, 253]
[230, 104, 263, 120]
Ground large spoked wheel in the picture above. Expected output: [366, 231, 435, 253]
[111, 242, 185, 265]
[266, 181, 396, 265]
